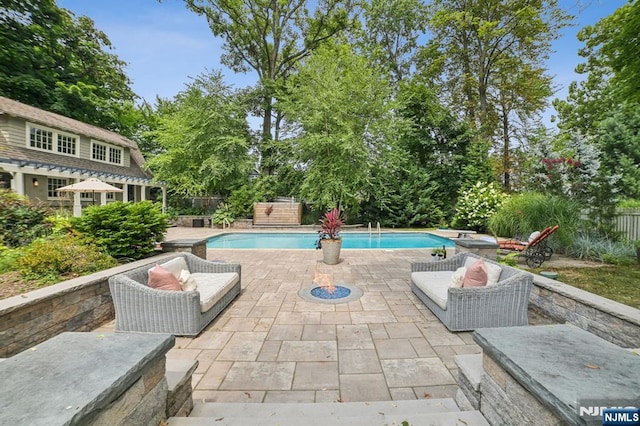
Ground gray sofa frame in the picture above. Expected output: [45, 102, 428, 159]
[411, 252, 532, 331]
[108, 253, 241, 336]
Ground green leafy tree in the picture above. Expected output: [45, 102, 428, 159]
[278, 43, 399, 213]
[181, 0, 354, 174]
[146, 71, 253, 198]
[423, 0, 570, 189]
[553, 2, 640, 135]
[357, 0, 428, 83]
[0, 0, 136, 129]
[595, 103, 640, 200]
[361, 80, 484, 227]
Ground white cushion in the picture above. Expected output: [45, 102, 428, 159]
[411, 271, 453, 310]
[450, 267, 467, 288]
[464, 257, 477, 269]
[150, 256, 189, 279]
[485, 261, 502, 286]
[192, 272, 239, 312]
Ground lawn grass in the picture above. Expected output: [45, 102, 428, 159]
[535, 263, 640, 309]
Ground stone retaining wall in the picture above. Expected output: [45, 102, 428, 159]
[530, 275, 640, 348]
[0, 254, 174, 358]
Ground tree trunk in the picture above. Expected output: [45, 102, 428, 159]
[501, 102, 511, 192]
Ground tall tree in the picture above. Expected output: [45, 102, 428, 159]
[182, 0, 354, 174]
[358, 0, 428, 84]
[554, 1, 639, 135]
[422, 0, 570, 189]
[0, 0, 135, 129]
[146, 72, 252, 198]
[277, 43, 399, 213]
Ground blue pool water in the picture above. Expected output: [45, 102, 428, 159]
[206, 232, 454, 249]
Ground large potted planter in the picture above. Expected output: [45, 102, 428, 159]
[316, 207, 343, 265]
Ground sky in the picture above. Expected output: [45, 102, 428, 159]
[56, 0, 628, 127]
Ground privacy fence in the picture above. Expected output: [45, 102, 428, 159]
[613, 208, 640, 241]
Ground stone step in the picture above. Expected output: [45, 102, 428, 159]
[189, 398, 459, 418]
[165, 359, 199, 418]
[167, 400, 489, 425]
[454, 354, 482, 391]
[454, 353, 483, 411]
[167, 411, 488, 425]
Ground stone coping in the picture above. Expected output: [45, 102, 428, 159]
[0, 253, 177, 315]
[0, 332, 174, 425]
[532, 274, 640, 327]
[473, 324, 640, 425]
[452, 238, 499, 248]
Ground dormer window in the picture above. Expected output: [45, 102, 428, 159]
[91, 140, 123, 165]
[27, 123, 77, 156]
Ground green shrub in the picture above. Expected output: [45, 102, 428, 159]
[488, 192, 581, 250]
[0, 244, 20, 273]
[212, 203, 235, 226]
[71, 201, 169, 260]
[0, 190, 51, 247]
[566, 234, 636, 264]
[618, 199, 640, 209]
[452, 182, 508, 232]
[15, 234, 117, 283]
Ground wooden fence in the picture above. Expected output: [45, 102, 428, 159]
[253, 202, 303, 226]
[614, 208, 640, 241]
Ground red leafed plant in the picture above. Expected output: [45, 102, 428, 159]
[318, 207, 344, 240]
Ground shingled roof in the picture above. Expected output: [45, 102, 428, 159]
[0, 96, 153, 181]
[0, 96, 136, 149]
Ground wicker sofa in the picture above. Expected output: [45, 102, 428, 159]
[410, 252, 532, 331]
[108, 253, 241, 336]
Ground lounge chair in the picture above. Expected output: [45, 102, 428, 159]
[499, 225, 559, 268]
[108, 253, 241, 336]
[410, 253, 533, 331]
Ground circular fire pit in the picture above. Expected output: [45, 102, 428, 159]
[298, 283, 363, 304]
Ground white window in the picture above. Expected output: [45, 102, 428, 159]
[47, 178, 68, 199]
[107, 183, 121, 200]
[27, 124, 78, 157]
[29, 127, 53, 151]
[109, 147, 122, 165]
[91, 141, 123, 165]
[80, 192, 95, 201]
[57, 133, 77, 155]
[92, 142, 107, 161]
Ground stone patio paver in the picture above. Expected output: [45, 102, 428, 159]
[97, 230, 552, 403]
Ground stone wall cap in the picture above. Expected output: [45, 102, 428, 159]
[532, 274, 640, 326]
[163, 238, 208, 246]
[453, 238, 499, 248]
[0, 332, 174, 425]
[473, 324, 640, 424]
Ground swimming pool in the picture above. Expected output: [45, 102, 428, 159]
[206, 232, 454, 249]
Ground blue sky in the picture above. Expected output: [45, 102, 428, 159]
[57, 0, 627, 125]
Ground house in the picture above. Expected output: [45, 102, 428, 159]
[0, 96, 165, 214]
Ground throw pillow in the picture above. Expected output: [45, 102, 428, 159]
[463, 259, 488, 287]
[484, 261, 502, 286]
[450, 267, 467, 288]
[179, 269, 198, 292]
[148, 264, 182, 291]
